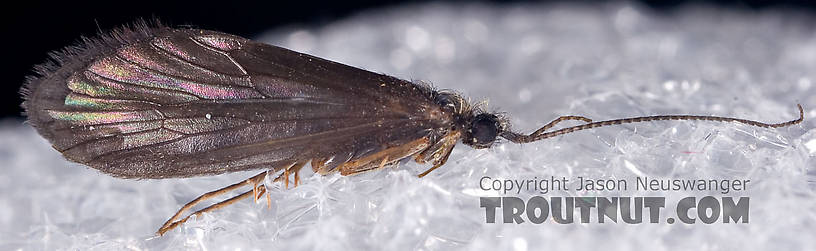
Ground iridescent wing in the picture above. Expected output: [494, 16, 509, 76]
[23, 25, 451, 178]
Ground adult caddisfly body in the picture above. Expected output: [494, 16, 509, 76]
[20, 23, 804, 235]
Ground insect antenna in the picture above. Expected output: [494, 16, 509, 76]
[500, 104, 804, 143]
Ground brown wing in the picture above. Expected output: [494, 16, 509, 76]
[22, 25, 453, 178]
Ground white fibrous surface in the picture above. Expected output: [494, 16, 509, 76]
[2, 2, 816, 250]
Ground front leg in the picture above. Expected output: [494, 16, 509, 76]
[416, 131, 460, 178]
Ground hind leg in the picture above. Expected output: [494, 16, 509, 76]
[156, 171, 267, 235]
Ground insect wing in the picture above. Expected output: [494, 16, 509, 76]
[23, 27, 447, 178]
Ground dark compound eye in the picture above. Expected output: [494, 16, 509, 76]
[465, 113, 500, 149]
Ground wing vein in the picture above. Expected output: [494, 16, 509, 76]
[190, 37, 248, 75]
[148, 41, 251, 82]
[65, 92, 163, 108]
[112, 54, 265, 99]
[85, 70, 207, 100]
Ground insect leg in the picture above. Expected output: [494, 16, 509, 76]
[273, 161, 307, 188]
[311, 158, 332, 175]
[417, 145, 454, 178]
[157, 171, 268, 235]
[157, 187, 262, 236]
[283, 169, 290, 189]
[417, 131, 460, 178]
[338, 137, 430, 176]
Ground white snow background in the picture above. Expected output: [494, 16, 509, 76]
[2, 1, 816, 250]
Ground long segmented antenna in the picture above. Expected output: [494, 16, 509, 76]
[501, 104, 804, 143]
